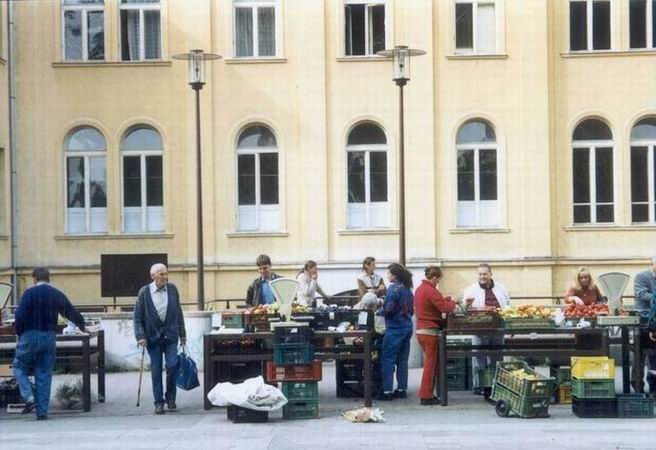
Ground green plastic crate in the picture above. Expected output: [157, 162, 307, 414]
[220, 313, 244, 329]
[550, 366, 571, 386]
[446, 358, 469, 374]
[283, 399, 319, 420]
[478, 368, 496, 388]
[490, 383, 550, 418]
[571, 377, 615, 399]
[282, 381, 319, 401]
[446, 373, 470, 391]
[617, 394, 655, 418]
[273, 343, 314, 366]
[495, 361, 554, 397]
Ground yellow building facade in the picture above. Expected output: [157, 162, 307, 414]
[3, 0, 655, 305]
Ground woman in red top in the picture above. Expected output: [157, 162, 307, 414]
[564, 267, 605, 306]
[414, 266, 458, 405]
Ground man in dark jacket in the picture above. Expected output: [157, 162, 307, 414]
[13, 267, 86, 420]
[246, 254, 281, 306]
[134, 263, 186, 415]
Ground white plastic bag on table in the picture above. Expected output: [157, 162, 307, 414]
[207, 375, 288, 411]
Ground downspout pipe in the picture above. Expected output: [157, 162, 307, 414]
[8, 1, 18, 303]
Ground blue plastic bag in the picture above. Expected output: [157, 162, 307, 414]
[176, 347, 200, 391]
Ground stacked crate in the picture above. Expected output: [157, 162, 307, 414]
[335, 334, 383, 398]
[271, 323, 319, 420]
[570, 357, 617, 418]
[490, 361, 555, 418]
[446, 337, 472, 391]
[550, 365, 572, 404]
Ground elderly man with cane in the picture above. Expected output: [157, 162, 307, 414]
[134, 263, 187, 415]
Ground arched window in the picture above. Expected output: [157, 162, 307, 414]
[237, 124, 279, 231]
[456, 119, 498, 227]
[630, 117, 656, 223]
[346, 122, 389, 229]
[65, 126, 107, 234]
[572, 118, 614, 224]
[121, 126, 164, 233]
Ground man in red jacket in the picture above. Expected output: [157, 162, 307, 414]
[414, 266, 458, 405]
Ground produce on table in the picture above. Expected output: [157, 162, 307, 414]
[499, 305, 552, 319]
[563, 303, 609, 318]
[510, 368, 538, 381]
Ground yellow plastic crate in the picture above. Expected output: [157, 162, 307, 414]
[570, 357, 614, 380]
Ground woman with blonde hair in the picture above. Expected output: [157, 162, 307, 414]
[564, 267, 605, 306]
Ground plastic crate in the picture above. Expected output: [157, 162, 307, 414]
[272, 324, 314, 345]
[490, 383, 550, 418]
[550, 366, 572, 386]
[446, 372, 471, 391]
[212, 338, 264, 355]
[336, 360, 364, 382]
[572, 397, 617, 418]
[244, 313, 278, 332]
[556, 384, 572, 404]
[446, 358, 469, 374]
[495, 361, 555, 397]
[227, 405, 269, 423]
[0, 386, 21, 407]
[282, 381, 319, 401]
[616, 394, 655, 418]
[220, 312, 244, 329]
[502, 318, 555, 329]
[273, 343, 314, 365]
[283, 399, 319, 420]
[478, 368, 496, 388]
[217, 361, 262, 383]
[447, 310, 500, 330]
[265, 360, 322, 382]
[570, 357, 614, 380]
[571, 377, 615, 399]
[336, 379, 382, 398]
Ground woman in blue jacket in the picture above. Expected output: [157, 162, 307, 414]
[379, 263, 414, 400]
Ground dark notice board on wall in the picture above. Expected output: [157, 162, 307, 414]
[101, 254, 168, 298]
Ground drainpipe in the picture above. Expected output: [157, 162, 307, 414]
[7, 1, 18, 303]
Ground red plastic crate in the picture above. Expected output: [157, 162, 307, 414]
[265, 360, 322, 382]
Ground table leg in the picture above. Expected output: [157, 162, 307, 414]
[634, 328, 643, 393]
[97, 330, 106, 402]
[363, 332, 372, 407]
[439, 331, 447, 406]
[82, 336, 91, 412]
[621, 327, 630, 393]
[204, 334, 212, 410]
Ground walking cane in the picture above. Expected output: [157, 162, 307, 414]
[136, 346, 145, 407]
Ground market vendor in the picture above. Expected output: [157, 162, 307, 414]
[246, 254, 281, 306]
[563, 267, 605, 306]
[354, 256, 386, 310]
[296, 260, 331, 306]
[415, 266, 458, 405]
[462, 263, 510, 393]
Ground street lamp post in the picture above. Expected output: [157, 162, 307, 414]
[376, 45, 425, 267]
[172, 49, 221, 311]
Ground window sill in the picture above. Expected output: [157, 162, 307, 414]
[449, 227, 510, 234]
[336, 55, 392, 62]
[0, 235, 9, 240]
[564, 224, 656, 231]
[223, 57, 287, 65]
[338, 228, 398, 236]
[446, 54, 508, 60]
[0, 57, 6, 66]
[561, 50, 656, 58]
[55, 233, 173, 240]
[52, 61, 172, 68]
[226, 231, 289, 238]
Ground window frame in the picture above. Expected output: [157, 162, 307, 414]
[346, 138, 390, 230]
[61, 0, 105, 61]
[119, 0, 162, 61]
[454, 0, 497, 55]
[630, 126, 656, 224]
[235, 128, 280, 232]
[232, 0, 281, 59]
[571, 137, 615, 225]
[455, 140, 499, 228]
[343, 0, 387, 57]
[63, 128, 107, 235]
[569, 0, 612, 52]
[629, 0, 655, 49]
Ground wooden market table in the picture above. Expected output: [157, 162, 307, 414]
[437, 327, 611, 406]
[0, 330, 105, 412]
[203, 329, 373, 410]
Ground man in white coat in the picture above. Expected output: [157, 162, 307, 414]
[462, 263, 510, 393]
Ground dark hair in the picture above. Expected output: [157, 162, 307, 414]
[256, 254, 272, 267]
[388, 263, 413, 289]
[424, 266, 442, 281]
[362, 256, 376, 270]
[479, 263, 492, 273]
[298, 260, 317, 276]
[32, 267, 50, 282]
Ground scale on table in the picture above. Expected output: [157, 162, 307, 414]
[270, 278, 299, 323]
[597, 272, 638, 325]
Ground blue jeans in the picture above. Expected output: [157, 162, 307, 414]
[382, 327, 413, 393]
[147, 338, 179, 405]
[12, 331, 56, 417]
